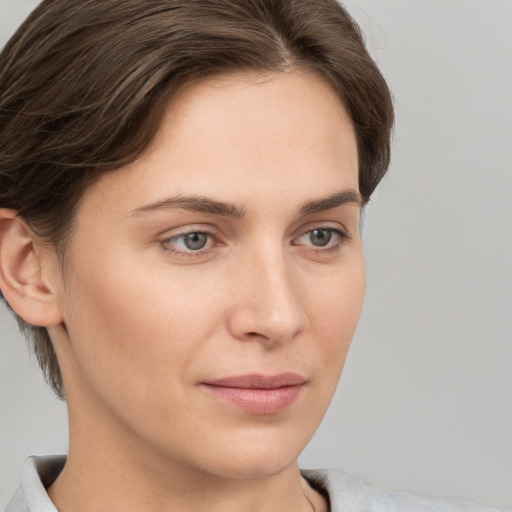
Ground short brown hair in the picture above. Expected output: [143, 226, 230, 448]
[0, 0, 394, 399]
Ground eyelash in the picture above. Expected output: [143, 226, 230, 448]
[160, 230, 218, 258]
[293, 227, 350, 254]
[160, 226, 350, 258]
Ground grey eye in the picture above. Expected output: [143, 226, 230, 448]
[309, 229, 332, 247]
[183, 232, 208, 250]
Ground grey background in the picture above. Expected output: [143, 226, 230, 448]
[1, 0, 511, 509]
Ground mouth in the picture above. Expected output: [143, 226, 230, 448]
[201, 373, 306, 414]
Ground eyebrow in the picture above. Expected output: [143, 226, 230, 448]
[298, 189, 363, 215]
[129, 194, 245, 218]
[128, 189, 362, 218]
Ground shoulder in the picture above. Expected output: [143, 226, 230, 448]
[301, 468, 509, 512]
[4, 487, 29, 512]
[5, 455, 65, 512]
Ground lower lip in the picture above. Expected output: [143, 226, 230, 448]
[202, 384, 304, 414]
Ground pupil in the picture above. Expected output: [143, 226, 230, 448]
[311, 229, 331, 247]
[184, 232, 207, 250]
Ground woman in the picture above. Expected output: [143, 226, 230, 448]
[0, 1, 507, 511]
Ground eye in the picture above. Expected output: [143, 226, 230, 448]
[294, 227, 348, 250]
[307, 228, 333, 247]
[180, 232, 209, 250]
[161, 231, 212, 254]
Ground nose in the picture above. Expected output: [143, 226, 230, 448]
[227, 247, 307, 347]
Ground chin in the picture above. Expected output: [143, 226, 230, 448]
[204, 452, 299, 480]
[187, 426, 312, 480]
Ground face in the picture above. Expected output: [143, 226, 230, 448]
[50, 70, 364, 479]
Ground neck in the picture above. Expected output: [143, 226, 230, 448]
[49, 447, 320, 512]
[50, 458, 316, 512]
[48, 391, 325, 512]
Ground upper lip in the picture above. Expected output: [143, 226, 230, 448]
[203, 373, 306, 389]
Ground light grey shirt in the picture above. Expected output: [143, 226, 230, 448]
[5, 455, 508, 512]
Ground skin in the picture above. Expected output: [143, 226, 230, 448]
[0, 70, 364, 512]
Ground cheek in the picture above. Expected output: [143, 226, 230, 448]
[60, 254, 217, 407]
[309, 256, 365, 372]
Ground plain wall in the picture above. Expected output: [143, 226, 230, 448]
[1, 0, 511, 509]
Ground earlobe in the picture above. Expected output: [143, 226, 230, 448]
[0, 209, 63, 327]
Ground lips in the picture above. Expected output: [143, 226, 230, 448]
[201, 373, 306, 414]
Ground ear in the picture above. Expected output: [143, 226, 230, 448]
[0, 209, 63, 327]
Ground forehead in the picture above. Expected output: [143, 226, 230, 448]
[157, 69, 355, 163]
[78, 70, 359, 219]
